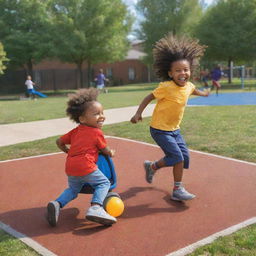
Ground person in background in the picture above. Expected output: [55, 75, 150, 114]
[94, 69, 109, 93]
[25, 75, 36, 99]
[211, 65, 222, 95]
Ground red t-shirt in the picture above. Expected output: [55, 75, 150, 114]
[60, 125, 107, 176]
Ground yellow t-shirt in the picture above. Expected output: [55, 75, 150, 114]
[150, 81, 195, 131]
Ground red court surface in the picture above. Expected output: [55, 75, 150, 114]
[1, 137, 256, 256]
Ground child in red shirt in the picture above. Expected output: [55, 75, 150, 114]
[47, 88, 116, 226]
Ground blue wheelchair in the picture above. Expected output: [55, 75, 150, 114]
[79, 154, 121, 208]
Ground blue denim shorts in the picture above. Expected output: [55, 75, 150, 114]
[150, 127, 190, 169]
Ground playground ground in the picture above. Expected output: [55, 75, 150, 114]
[1, 136, 256, 256]
[1, 92, 256, 255]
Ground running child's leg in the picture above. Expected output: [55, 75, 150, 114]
[85, 169, 117, 225]
[47, 176, 84, 227]
[171, 133, 195, 201]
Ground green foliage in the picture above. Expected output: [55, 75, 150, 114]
[0, 0, 132, 81]
[136, 0, 203, 65]
[48, 0, 132, 87]
[194, 0, 256, 63]
[0, 0, 53, 73]
[0, 42, 8, 74]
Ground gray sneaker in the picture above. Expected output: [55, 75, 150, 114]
[86, 205, 117, 226]
[171, 187, 196, 201]
[144, 161, 155, 183]
[47, 201, 60, 227]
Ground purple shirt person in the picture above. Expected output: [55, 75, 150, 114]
[211, 65, 222, 95]
[95, 69, 108, 92]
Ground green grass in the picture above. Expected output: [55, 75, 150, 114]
[0, 230, 39, 256]
[1, 83, 256, 124]
[1, 84, 256, 255]
[0, 85, 155, 124]
[1, 105, 255, 163]
[189, 224, 256, 256]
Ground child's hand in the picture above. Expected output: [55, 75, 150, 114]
[110, 149, 115, 157]
[204, 88, 211, 96]
[130, 113, 142, 123]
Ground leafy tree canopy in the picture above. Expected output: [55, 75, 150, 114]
[194, 0, 256, 63]
[47, 0, 133, 86]
[0, 0, 52, 73]
[136, 0, 203, 64]
[0, 42, 8, 74]
[48, 0, 132, 65]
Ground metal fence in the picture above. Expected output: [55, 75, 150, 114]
[0, 69, 90, 94]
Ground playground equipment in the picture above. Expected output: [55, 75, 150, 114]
[79, 154, 123, 216]
[29, 89, 47, 98]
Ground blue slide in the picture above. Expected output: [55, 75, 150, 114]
[30, 89, 47, 98]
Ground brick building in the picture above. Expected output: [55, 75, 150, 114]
[32, 40, 151, 90]
[0, 40, 153, 94]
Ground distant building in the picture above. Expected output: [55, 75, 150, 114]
[32, 40, 151, 90]
[0, 41, 153, 94]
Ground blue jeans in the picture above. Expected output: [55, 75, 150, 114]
[150, 127, 190, 169]
[56, 169, 110, 207]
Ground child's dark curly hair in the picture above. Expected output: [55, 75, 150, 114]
[66, 88, 99, 123]
[153, 33, 207, 80]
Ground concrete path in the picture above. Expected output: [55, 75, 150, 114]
[0, 104, 155, 147]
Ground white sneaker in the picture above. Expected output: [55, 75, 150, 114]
[47, 201, 60, 227]
[86, 205, 117, 226]
[171, 187, 196, 201]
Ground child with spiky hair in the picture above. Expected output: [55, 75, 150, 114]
[131, 34, 209, 201]
[47, 88, 117, 227]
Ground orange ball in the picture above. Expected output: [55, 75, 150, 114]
[105, 196, 124, 217]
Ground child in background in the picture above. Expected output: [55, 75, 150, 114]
[47, 88, 116, 226]
[130, 34, 209, 201]
[94, 69, 109, 93]
[25, 75, 36, 99]
[211, 64, 222, 95]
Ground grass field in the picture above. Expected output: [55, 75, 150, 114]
[1, 83, 256, 255]
[0, 82, 255, 124]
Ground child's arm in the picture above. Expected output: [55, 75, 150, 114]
[56, 138, 69, 153]
[130, 93, 155, 123]
[192, 88, 210, 97]
[100, 147, 115, 157]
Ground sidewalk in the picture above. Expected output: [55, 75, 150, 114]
[0, 105, 155, 147]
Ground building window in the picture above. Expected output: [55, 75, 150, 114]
[106, 67, 113, 78]
[128, 67, 135, 80]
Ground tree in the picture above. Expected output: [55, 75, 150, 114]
[48, 0, 132, 87]
[0, 42, 8, 74]
[136, 0, 203, 65]
[0, 0, 53, 75]
[194, 0, 256, 81]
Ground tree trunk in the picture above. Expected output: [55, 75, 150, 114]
[87, 60, 91, 88]
[228, 58, 233, 84]
[26, 59, 33, 76]
[77, 61, 83, 88]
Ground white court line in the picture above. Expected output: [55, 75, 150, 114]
[1, 136, 256, 256]
[107, 136, 256, 166]
[0, 151, 62, 163]
[0, 222, 57, 256]
[1, 136, 255, 166]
